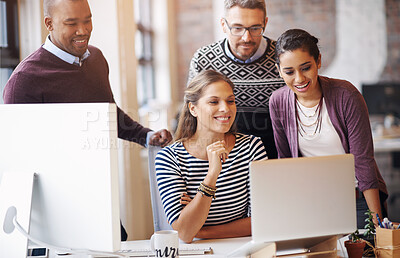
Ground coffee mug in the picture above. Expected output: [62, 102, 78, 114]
[150, 230, 179, 258]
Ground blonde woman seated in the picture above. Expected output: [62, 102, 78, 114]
[155, 70, 267, 243]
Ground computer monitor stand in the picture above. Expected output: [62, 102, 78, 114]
[229, 235, 338, 257]
[0, 172, 35, 258]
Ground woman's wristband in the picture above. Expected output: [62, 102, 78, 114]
[197, 181, 217, 199]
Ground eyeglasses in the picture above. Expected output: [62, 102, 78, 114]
[223, 18, 264, 37]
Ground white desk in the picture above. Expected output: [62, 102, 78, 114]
[46, 237, 250, 258]
[48, 236, 350, 258]
[121, 236, 250, 258]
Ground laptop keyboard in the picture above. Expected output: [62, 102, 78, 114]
[118, 246, 212, 257]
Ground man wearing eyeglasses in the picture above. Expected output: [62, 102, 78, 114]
[187, 0, 285, 159]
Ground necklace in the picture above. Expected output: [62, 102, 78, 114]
[295, 97, 323, 137]
[296, 100, 320, 118]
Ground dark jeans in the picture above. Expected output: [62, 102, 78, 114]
[356, 197, 369, 229]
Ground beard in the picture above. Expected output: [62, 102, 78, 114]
[233, 41, 257, 60]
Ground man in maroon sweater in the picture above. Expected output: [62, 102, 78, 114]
[3, 0, 171, 146]
[3, 0, 172, 240]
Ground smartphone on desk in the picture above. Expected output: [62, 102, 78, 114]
[28, 247, 48, 258]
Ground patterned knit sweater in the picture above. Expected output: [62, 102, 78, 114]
[188, 37, 285, 158]
[188, 37, 284, 112]
[3, 45, 151, 146]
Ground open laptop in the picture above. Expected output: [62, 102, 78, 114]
[229, 154, 357, 257]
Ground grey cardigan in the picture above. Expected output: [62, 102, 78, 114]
[269, 76, 387, 195]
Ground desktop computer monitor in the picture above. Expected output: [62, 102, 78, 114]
[0, 103, 121, 254]
[362, 83, 400, 118]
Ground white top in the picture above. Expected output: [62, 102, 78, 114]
[297, 99, 345, 157]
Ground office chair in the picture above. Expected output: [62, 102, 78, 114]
[148, 145, 173, 231]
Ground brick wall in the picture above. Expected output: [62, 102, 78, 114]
[265, 0, 336, 71]
[381, 0, 400, 82]
[175, 0, 214, 99]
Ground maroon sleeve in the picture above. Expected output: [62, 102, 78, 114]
[117, 107, 152, 147]
[3, 72, 43, 103]
[269, 91, 293, 158]
[344, 89, 380, 192]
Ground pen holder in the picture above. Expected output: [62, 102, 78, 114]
[375, 226, 400, 258]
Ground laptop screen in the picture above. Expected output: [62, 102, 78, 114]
[250, 154, 356, 249]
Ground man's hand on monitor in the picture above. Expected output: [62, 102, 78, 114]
[149, 129, 172, 147]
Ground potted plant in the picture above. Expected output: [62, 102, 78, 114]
[362, 210, 376, 257]
[363, 210, 376, 238]
[345, 229, 366, 258]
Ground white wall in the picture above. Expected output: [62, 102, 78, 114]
[323, 0, 387, 91]
[152, 0, 171, 103]
[88, 0, 122, 103]
[18, 0, 42, 58]
[212, 1, 225, 41]
[144, 0, 174, 132]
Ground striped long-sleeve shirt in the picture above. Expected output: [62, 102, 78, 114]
[155, 133, 268, 226]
